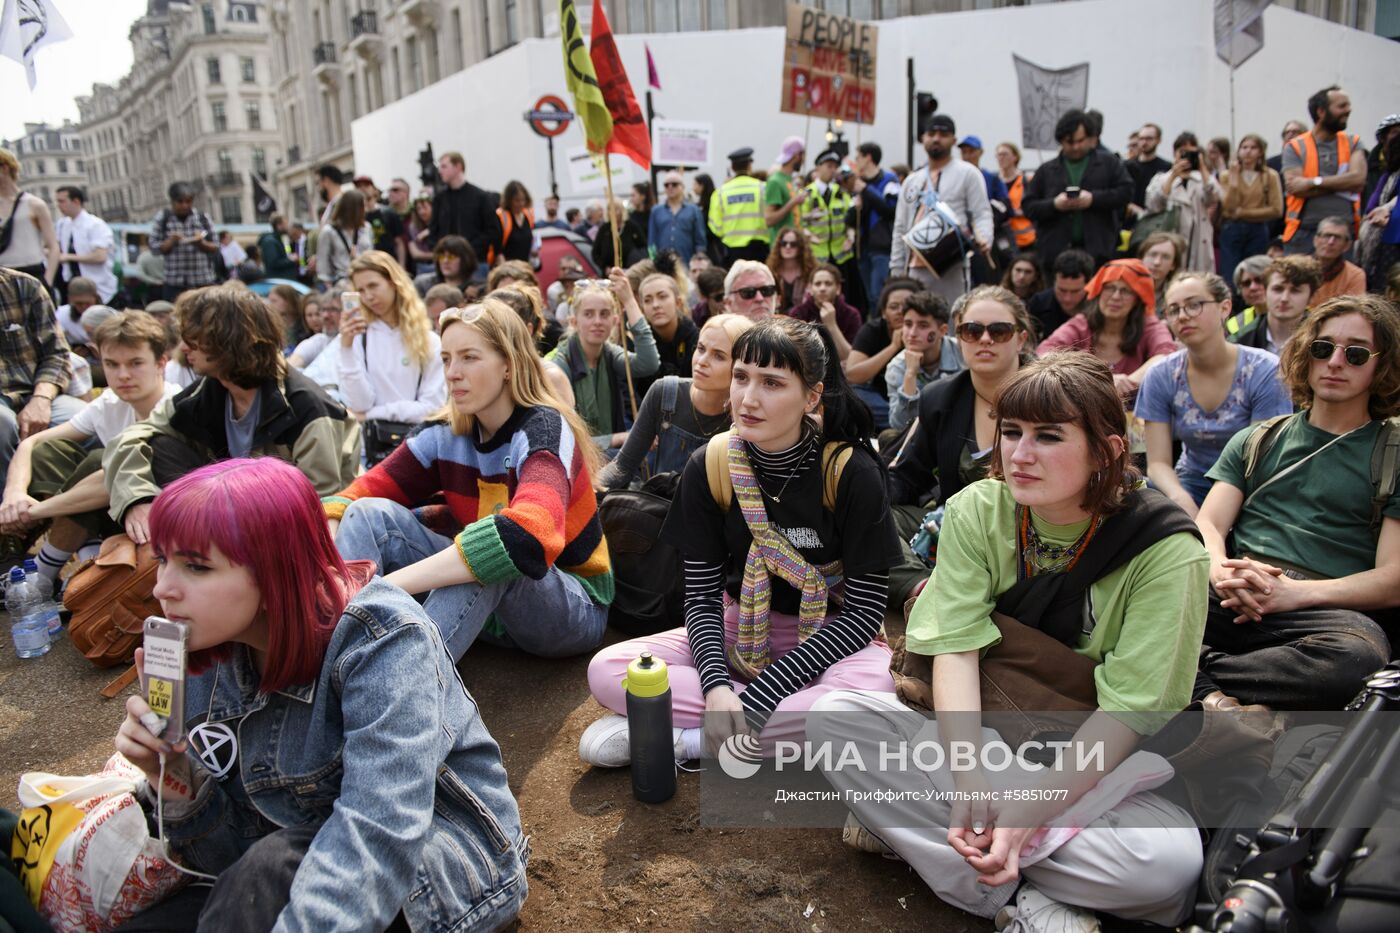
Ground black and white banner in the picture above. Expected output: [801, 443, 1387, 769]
[1011, 54, 1090, 152]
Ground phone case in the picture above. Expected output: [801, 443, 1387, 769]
[142, 617, 189, 744]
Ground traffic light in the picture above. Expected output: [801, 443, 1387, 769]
[915, 92, 939, 130]
[418, 144, 440, 190]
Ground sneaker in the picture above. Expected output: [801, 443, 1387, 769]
[578, 715, 692, 768]
[994, 883, 1099, 933]
[840, 811, 902, 861]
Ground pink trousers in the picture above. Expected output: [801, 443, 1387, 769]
[587, 601, 895, 745]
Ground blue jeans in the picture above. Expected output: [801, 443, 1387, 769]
[859, 251, 891, 318]
[852, 383, 891, 432]
[1218, 221, 1270, 286]
[335, 497, 608, 662]
[0, 394, 86, 480]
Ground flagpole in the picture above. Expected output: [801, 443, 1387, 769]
[602, 151, 639, 421]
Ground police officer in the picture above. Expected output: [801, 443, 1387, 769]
[708, 147, 770, 265]
[802, 150, 854, 265]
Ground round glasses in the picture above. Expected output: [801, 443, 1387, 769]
[1161, 298, 1219, 320]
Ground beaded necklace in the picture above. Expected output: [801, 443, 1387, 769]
[1016, 505, 1102, 580]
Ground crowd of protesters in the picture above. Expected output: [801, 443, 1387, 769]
[1, 80, 1399, 932]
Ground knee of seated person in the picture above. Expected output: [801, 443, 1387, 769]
[1127, 826, 1204, 905]
[340, 496, 396, 526]
[1319, 622, 1390, 705]
[220, 825, 318, 886]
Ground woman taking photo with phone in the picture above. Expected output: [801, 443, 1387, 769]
[1145, 132, 1224, 273]
[111, 457, 528, 932]
[328, 298, 611, 662]
[595, 313, 754, 490]
[338, 250, 446, 463]
[580, 316, 902, 766]
[812, 352, 1208, 931]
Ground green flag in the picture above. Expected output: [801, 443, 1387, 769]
[560, 0, 612, 152]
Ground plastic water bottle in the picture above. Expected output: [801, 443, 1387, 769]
[7, 567, 49, 659]
[623, 651, 676, 803]
[22, 559, 62, 640]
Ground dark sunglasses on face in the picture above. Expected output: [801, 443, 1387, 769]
[733, 284, 779, 300]
[780, 239, 799, 248]
[956, 321, 1018, 343]
[1310, 339, 1381, 367]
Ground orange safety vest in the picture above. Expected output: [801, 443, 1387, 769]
[1006, 172, 1036, 249]
[1282, 131, 1361, 242]
[490, 206, 536, 264]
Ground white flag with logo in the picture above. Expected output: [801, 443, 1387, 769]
[1012, 54, 1090, 152]
[1214, 0, 1272, 68]
[0, 0, 73, 90]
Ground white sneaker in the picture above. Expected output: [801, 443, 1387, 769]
[994, 883, 1100, 933]
[578, 715, 694, 768]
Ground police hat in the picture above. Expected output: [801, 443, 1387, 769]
[815, 149, 841, 166]
[727, 146, 755, 164]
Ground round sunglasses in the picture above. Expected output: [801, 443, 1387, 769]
[1310, 339, 1380, 367]
[956, 321, 1018, 343]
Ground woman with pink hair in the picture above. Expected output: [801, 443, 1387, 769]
[111, 457, 527, 931]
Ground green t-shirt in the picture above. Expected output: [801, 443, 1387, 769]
[1206, 413, 1400, 579]
[1064, 155, 1088, 246]
[765, 170, 797, 233]
[905, 479, 1209, 734]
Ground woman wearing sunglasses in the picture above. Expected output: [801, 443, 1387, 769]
[887, 286, 1036, 608]
[328, 299, 611, 662]
[1135, 272, 1292, 517]
[766, 228, 817, 313]
[1038, 258, 1177, 399]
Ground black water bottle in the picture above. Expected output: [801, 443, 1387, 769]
[624, 651, 676, 803]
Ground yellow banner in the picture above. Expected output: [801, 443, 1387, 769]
[560, 0, 613, 152]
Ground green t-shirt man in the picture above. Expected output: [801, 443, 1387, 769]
[765, 170, 799, 235]
[906, 479, 1209, 734]
[1206, 412, 1400, 580]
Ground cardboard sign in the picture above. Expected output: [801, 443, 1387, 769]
[780, 2, 877, 124]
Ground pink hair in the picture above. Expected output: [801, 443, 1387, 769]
[149, 458, 360, 693]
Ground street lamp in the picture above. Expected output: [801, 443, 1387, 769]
[824, 118, 848, 159]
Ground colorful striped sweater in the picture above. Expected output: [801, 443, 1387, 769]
[323, 405, 613, 605]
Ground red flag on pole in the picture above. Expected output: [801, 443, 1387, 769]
[589, 0, 651, 170]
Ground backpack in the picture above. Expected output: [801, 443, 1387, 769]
[598, 472, 685, 636]
[62, 535, 160, 698]
[703, 430, 853, 512]
[1241, 412, 1400, 535]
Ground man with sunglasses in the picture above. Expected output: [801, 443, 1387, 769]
[648, 170, 707, 262]
[722, 260, 778, 322]
[1195, 293, 1400, 712]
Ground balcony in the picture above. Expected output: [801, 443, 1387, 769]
[348, 9, 382, 61]
[312, 42, 339, 86]
[286, 144, 302, 165]
[397, 0, 440, 29]
[207, 172, 243, 189]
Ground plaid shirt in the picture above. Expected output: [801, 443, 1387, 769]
[0, 268, 72, 410]
[151, 207, 218, 287]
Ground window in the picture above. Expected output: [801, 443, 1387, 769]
[244, 101, 261, 129]
[506, 0, 520, 44]
[653, 0, 675, 31]
[220, 196, 242, 223]
[679, 0, 701, 30]
[75, 159, 83, 172]
[57, 159, 67, 173]
[425, 27, 440, 83]
[451, 9, 464, 71]
[35, 160, 45, 174]
[207, 56, 221, 82]
[369, 63, 384, 109]
[391, 46, 402, 100]
[201, 4, 216, 33]
[240, 57, 255, 82]
[406, 36, 420, 92]
[252, 147, 266, 176]
[348, 72, 360, 117]
[708, 0, 726, 28]
[482, 3, 491, 57]
[212, 101, 227, 131]
[628, 0, 646, 30]
[217, 149, 234, 174]
[293, 185, 310, 218]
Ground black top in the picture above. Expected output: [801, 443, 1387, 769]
[889, 369, 981, 508]
[1026, 288, 1076, 343]
[852, 318, 894, 390]
[661, 438, 901, 616]
[500, 213, 534, 262]
[430, 181, 502, 262]
[366, 208, 405, 258]
[635, 316, 698, 400]
[1022, 150, 1134, 265]
[1126, 156, 1171, 209]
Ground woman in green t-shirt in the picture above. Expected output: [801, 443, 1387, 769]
[811, 352, 1209, 930]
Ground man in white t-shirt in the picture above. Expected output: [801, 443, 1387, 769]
[0, 311, 176, 591]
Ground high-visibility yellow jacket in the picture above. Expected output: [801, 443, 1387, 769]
[708, 176, 769, 248]
[801, 182, 853, 264]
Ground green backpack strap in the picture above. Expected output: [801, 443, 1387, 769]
[705, 431, 853, 513]
[1241, 414, 1295, 493]
[1368, 416, 1400, 533]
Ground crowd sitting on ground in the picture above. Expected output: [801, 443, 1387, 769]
[1, 83, 1399, 932]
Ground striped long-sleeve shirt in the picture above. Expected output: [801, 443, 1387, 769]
[323, 406, 612, 605]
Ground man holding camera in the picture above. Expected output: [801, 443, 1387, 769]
[1022, 109, 1134, 272]
[152, 183, 219, 301]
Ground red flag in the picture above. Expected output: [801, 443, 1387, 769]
[589, 0, 651, 170]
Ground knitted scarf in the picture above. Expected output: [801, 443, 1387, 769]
[727, 434, 843, 680]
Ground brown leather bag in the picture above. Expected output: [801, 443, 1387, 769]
[63, 534, 160, 697]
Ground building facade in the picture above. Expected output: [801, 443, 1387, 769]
[75, 0, 283, 228]
[0, 122, 85, 214]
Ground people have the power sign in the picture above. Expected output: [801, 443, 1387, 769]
[780, 2, 877, 125]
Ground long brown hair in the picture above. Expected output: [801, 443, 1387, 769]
[1278, 294, 1400, 419]
[988, 352, 1139, 515]
[439, 299, 604, 476]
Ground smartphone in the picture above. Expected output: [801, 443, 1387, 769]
[1184, 150, 1201, 171]
[142, 617, 189, 744]
[1065, 186, 1082, 198]
[341, 291, 362, 321]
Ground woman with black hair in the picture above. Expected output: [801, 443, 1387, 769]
[495, 180, 537, 264]
[412, 235, 478, 298]
[693, 173, 724, 265]
[580, 316, 903, 765]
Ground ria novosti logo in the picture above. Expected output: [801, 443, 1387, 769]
[717, 734, 764, 779]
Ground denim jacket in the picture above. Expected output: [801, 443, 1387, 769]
[158, 579, 528, 932]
